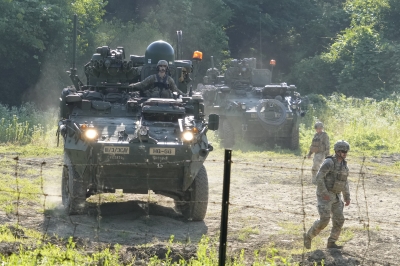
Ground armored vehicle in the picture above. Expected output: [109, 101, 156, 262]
[200, 57, 305, 149]
[57, 16, 219, 221]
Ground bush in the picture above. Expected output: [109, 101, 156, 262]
[300, 93, 400, 155]
[0, 103, 57, 146]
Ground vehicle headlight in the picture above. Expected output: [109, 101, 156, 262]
[84, 129, 98, 139]
[291, 104, 297, 110]
[182, 131, 194, 141]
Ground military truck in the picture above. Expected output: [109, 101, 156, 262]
[200, 57, 305, 149]
[57, 16, 219, 221]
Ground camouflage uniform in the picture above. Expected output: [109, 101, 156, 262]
[130, 74, 183, 98]
[306, 155, 350, 244]
[308, 131, 330, 184]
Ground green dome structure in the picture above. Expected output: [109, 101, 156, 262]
[144, 40, 175, 65]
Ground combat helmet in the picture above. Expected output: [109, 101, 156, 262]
[314, 122, 324, 129]
[157, 60, 168, 67]
[334, 140, 350, 152]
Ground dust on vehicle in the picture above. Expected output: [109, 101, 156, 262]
[199, 57, 306, 149]
[57, 16, 219, 221]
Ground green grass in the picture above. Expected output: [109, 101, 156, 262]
[0, 229, 299, 265]
[301, 93, 400, 156]
[0, 158, 42, 213]
[0, 103, 61, 157]
[87, 191, 126, 204]
[238, 226, 260, 241]
[278, 222, 303, 236]
[0, 144, 63, 157]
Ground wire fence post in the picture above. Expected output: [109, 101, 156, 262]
[219, 149, 232, 266]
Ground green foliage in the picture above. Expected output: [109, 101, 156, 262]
[225, 0, 349, 76]
[0, 235, 121, 265]
[150, 0, 231, 74]
[0, 0, 106, 106]
[380, 0, 400, 41]
[252, 244, 298, 266]
[291, 0, 400, 97]
[289, 56, 338, 95]
[0, 103, 58, 146]
[2, 0, 400, 106]
[344, 0, 389, 27]
[300, 93, 400, 155]
[95, 19, 165, 56]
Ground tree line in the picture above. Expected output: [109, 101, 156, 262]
[0, 0, 399, 106]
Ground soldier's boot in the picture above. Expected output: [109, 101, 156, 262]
[304, 233, 312, 249]
[327, 242, 343, 249]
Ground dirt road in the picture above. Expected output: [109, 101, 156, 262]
[2, 152, 400, 265]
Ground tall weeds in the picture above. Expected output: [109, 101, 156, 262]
[300, 93, 400, 155]
[0, 103, 57, 146]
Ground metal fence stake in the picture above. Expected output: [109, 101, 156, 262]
[219, 149, 232, 266]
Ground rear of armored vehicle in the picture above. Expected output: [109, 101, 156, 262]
[59, 22, 218, 221]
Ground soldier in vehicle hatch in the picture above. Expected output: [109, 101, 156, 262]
[129, 60, 185, 98]
[304, 140, 351, 250]
[308, 122, 330, 184]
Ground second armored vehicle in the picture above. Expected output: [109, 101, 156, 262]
[200, 57, 305, 149]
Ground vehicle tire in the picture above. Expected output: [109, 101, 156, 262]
[175, 165, 209, 221]
[290, 126, 300, 150]
[62, 153, 87, 215]
[222, 120, 235, 148]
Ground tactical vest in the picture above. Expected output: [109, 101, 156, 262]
[310, 132, 326, 153]
[153, 75, 171, 98]
[324, 156, 349, 194]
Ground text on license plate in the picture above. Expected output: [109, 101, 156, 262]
[103, 146, 130, 154]
[149, 148, 175, 155]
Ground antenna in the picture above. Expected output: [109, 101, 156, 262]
[69, 14, 83, 90]
[176, 30, 183, 60]
[259, 11, 262, 69]
[72, 14, 77, 73]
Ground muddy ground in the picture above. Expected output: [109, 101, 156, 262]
[1, 152, 400, 265]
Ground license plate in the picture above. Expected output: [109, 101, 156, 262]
[149, 148, 175, 155]
[103, 146, 130, 154]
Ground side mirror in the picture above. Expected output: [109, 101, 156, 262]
[208, 114, 219, 131]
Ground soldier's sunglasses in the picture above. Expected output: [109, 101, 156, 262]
[339, 150, 348, 153]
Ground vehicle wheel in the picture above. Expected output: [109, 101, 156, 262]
[62, 153, 87, 215]
[290, 126, 299, 150]
[175, 165, 209, 221]
[222, 120, 235, 148]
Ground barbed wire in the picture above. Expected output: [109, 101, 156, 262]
[0, 153, 399, 265]
[1, 157, 400, 178]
